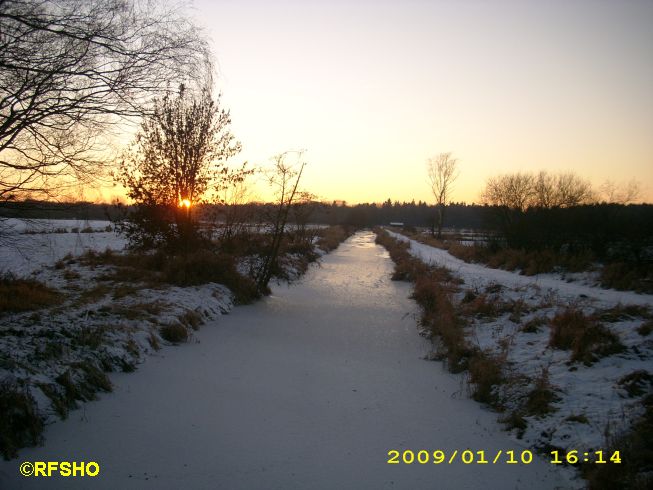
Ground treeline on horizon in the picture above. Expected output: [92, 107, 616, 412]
[2, 198, 652, 262]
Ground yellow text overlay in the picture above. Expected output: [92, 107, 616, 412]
[20, 461, 100, 477]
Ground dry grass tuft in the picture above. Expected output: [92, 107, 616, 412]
[600, 262, 653, 294]
[159, 323, 188, 344]
[618, 370, 653, 398]
[0, 378, 44, 460]
[549, 307, 625, 365]
[521, 315, 548, 333]
[468, 352, 504, 404]
[637, 320, 653, 337]
[499, 411, 528, 438]
[0, 274, 61, 313]
[524, 368, 559, 416]
[178, 309, 203, 330]
[597, 303, 651, 323]
[583, 395, 653, 490]
[82, 248, 260, 304]
[459, 293, 499, 319]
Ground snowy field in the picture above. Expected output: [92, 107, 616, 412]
[387, 229, 653, 458]
[0, 219, 127, 277]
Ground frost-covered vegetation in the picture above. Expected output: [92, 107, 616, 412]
[375, 228, 653, 488]
[0, 220, 353, 459]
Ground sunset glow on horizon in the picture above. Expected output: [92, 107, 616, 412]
[102, 0, 653, 206]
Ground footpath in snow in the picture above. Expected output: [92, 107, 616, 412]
[0, 231, 572, 489]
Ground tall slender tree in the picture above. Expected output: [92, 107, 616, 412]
[426, 152, 459, 238]
[255, 151, 307, 291]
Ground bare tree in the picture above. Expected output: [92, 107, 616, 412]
[599, 179, 641, 204]
[533, 171, 594, 208]
[291, 191, 318, 247]
[0, 0, 210, 202]
[426, 152, 459, 238]
[211, 162, 256, 244]
[255, 151, 307, 292]
[117, 83, 241, 249]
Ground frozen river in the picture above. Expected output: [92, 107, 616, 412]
[1, 231, 572, 489]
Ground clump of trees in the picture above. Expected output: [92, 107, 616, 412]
[476, 170, 652, 291]
[117, 82, 241, 250]
[114, 79, 317, 294]
[481, 171, 594, 211]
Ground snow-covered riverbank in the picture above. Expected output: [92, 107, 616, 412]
[0, 231, 573, 489]
[383, 229, 652, 483]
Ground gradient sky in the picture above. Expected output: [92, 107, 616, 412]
[185, 0, 653, 204]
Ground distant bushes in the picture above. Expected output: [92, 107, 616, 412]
[405, 204, 653, 292]
[316, 225, 353, 253]
[485, 204, 653, 292]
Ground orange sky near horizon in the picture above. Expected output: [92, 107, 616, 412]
[95, 0, 653, 205]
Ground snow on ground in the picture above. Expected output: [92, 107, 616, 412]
[1, 218, 114, 234]
[0, 218, 337, 460]
[0, 219, 127, 277]
[0, 219, 232, 431]
[0, 232, 574, 489]
[387, 229, 653, 458]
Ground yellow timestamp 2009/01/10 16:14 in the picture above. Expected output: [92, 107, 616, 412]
[386, 449, 621, 465]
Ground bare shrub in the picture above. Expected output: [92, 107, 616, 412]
[81, 248, 260, 304]
[162, 251, 259, 304]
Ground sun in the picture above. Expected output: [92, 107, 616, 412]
[179, 199, 191, 208]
